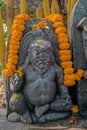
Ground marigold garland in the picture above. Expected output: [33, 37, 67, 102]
[44, 13, 84, 87]
[3, 14, 30, 76]
[3, 13, 84, 87]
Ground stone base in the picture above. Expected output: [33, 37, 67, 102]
[32, 111, 71, 124]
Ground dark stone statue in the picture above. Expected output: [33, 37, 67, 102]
[70, 0, 87, 117]
[6, 19, 72, 124]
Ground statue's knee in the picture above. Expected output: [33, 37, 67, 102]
[10, 93, 27, 114]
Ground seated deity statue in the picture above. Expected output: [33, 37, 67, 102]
[6, 19, 72, 124]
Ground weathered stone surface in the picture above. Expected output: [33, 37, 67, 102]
[70, 0, 87, 117]
[6, 19, 72, 124]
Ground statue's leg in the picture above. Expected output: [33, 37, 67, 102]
[35, 104, 49, 117]
[50, 95, 72, 111]
[8, 92, 32, 124]
[38, 95, 72, 123]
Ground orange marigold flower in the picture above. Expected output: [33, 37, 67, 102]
[11, 30, 22, 36]
[9, 44, 20, 50]
[8, 58, 18, 64]
[64, 67, 74, 74]
[6, 63, 16, 71]
[59, 43, 70, 49]
[11, 35, 22, 41]
[77, 69, 84, 77]
[64, 74, 75, 81]
[9, 50, 19, 54]
[12, 24, 25, 31]
[56, 14, 63, 21]
[61, 61, 73, 68]
[55, 27, 67, 35]
[15, 14, 30, 20]
[38, 21, 47, 29]
[75, 74, 81, 81]
[64, 80, 76, 86]
[3, 69, 14, 76]
[13, 20, 25, 25]
[9, 39, 20, 45]
[58, 33, 68, 39]
[59, 55, 72, 61]
[71, 105, 79, 113]
[58, 37, 68, 43]
[59, 50, 71, 56]
[8, 54, 19, 60]
[53, 21, 64, 28]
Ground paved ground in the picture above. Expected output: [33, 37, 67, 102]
[0, 107, 87, 130]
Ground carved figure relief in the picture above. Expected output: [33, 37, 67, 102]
[4, 15, 72, 124]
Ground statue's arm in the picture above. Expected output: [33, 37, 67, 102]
[55, 64, 72, 105]
[10, 73, 24, 92]
[55, 64, 69, 95]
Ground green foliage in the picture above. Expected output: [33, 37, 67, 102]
[0, 0, 5, 9]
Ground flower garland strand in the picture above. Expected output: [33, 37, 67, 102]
[3, 13, 84, 86]
[44, 14, 84, 87]
[3, 14, 30, 77]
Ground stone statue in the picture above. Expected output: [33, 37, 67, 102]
[70, 0, 87, 117]
[6, 19, 72, 124]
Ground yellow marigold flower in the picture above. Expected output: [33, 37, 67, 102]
[18, 67, 23, 71]
[12, 24, 25, 31]
[59, 43, 70, 49]
[6, 63, 16, 71]
[53, 22, 64, 28]
[58, 37, 68, 43]
[13, 20, 25, 25]
[13, 93, 21, 99]
[55, 27, 67, 35]
[17, 67, 23, 77]
[18, 71, 23, 77]
[64, 68, 74, 74]
[64, 80, 76, 86]
[59, 50, 71, 56]
[59, 55, 72, 61]
[61, 61, 73, 68]
[3, 69, 14, 76]
[71, 105, 79, 113]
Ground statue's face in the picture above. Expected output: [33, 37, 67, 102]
[29, 40, 53, 69]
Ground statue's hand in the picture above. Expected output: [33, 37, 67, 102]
[10, 73, 23, 92]
[84, 70, 87, 79]
[61, 93, 72, 106]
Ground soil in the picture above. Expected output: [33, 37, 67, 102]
[0, 75, 87, 130]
